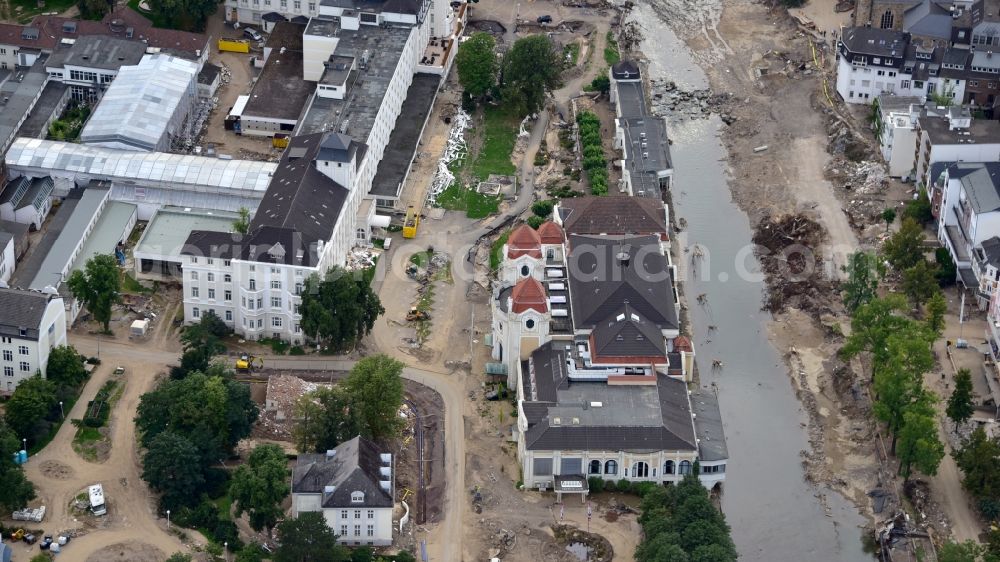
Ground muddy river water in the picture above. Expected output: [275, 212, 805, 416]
[634, 2, 872, 560]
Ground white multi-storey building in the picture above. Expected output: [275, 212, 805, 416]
[0, 286, 67, 396]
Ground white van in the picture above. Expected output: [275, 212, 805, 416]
[89, 484, 106, 516]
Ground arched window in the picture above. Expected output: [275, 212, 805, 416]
[589, 460, 601, 474]
[631, 461, 649, 478]
[679, 460, 692, 475]
[356, 227, 367, 240]
[604, 460, 618, 475]
[520, 264, 530, 276]
[525, 318, 536, 330]
[664, 460, 675, 475]
[880, 9, 894, 29]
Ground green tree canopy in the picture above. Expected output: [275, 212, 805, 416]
[146, 0, 217, 31]
[233, 207, 251, 235]
[947, 368, 975, 429]
[67, 253, 121, 332]
[882, 217, 926, 271]
[141, 431, 206, 511]
[44, 345, 89, 388]
[456, 32, 498, 98]
[872, 328, 935, 451]
[896, 399, 945, 480]
[926, 291, 948, 336]
[165, 554, 194, 562]
[634, 473, 736, 562]
[176, 311, 230, 378]
[902, 259, 940, 306]
[841, 251, 882, 312]
[274, 512, 351, 562]
[501, 35, 563, 116]
[292, 386, 361, 453]
[0, 419, 36, 512]
[230, 444, 289, 533]
[301, 268, 384, 352]
[841, 294, 916, 370]
[881, 207, 897, 231]
[955, 427, 1000, 503]
[344, 355, 405, 441]
[4, 376, 58, 445]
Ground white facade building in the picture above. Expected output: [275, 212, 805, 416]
[936, 162, 1000, 286]
[0, 287, 67, 396]
[291, 436, 395, 546]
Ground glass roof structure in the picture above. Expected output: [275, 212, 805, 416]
[6, 138, 277, 195]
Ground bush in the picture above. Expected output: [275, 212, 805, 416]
[531, 200, 554, 218]
[86, 357, 101, 365]
[616, 478, 631, 492]
[289, 346, 306, 356]
[526, 216, 545, 229]
[586, 75, 611, 94]
[587, 477, 605, 493]
[935, 247, 956, 286]
[902, 191, 934, 225]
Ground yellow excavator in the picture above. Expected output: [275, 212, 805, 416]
[235, 353, 263, 373]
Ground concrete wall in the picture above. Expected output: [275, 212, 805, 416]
[0, 236, 13, 284]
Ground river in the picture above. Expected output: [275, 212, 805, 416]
[634, 2, 872, 560]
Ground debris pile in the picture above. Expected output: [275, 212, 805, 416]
[219, 63, 232, 86]
[649, 79, 733, 121]
[346, 247, 379, 272]
[427, 110, 471, 206]
[256, 375, 327, 439]
[752, 213, 833, 312]
[12, 506, 46, 522]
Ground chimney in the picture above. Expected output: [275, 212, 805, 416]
[616, 250, 630, 269]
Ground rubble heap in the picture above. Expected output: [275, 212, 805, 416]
[427, 110, 471, 206]
[648, 78, 734, 122]
[752, 213, 834, 313]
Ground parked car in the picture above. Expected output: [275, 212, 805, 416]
[537, 15, 552, 23]
[39, 536, 53, 550]
[23, 533, 37, 545]
[244, 27, 262, 41]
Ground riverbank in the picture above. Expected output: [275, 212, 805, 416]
[631, 0, 885, 558]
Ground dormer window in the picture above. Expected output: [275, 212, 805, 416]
[351, 491, 364, 503]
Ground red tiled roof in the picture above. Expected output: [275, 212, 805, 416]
[507, 224, 541, 259]
[0, 22, 58, 50]
[31, 7, 209, 55]
[511, 276, 547, 314]
[537, 220, 564, 244]
[673, 335, 692, 352]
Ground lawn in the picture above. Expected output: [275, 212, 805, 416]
[604, 31, 620, 65]
[563, 43, 580, 66]
[435, 182, 499, 219]
[9, 0, 75, 23]
[468, 105, 520, 181]
[490, 231, 511, 272]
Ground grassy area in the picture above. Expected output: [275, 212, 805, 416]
[122, 272, 153, 295]
[9, 0, 75, 23]
[435, 182, 500, 219]
[563, 43, 580, 66]
[48, 104, 91, 141]
[469, 106, 520, 181]
[604, 31, 620, 65]
[212, 491, 233, 520]
[490, 231, 511, 272]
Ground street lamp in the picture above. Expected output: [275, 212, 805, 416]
[166, 509, 170, 529]
[22, 438, 26, 451]
[224, 541, 228, 561]
[59, 401, 64, 419]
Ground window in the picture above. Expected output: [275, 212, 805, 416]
[367, 510, 374, 518]
[352, 491, 364, 503]
[1, 337, 9, 344]
[271, 268, 280, 274]
[679, 460, 692, 475]
[2, 350, 11, 361]
[224, 274, 232, 283]
[354, 510, 361, 518]
[3, 366, 12, 377]
[192, 307, 200, 318]
[249, 265, 255, 272]
[272, 317, 283, 328]
[354, 525, 361, 537]
[191, 271, 199, 280]
[281, 0, 287, 7]
[224, 260, 231, 267]
[18, 346, 28, 355]
[972, 80, 980, 87]
[271, 297, 282, 308]
[208, 289, 216, 300]
[257, 319, 263, 328]
[901, 80, 911, 89]
[295, 283, 303, 295]
[19, 361, 29, 372]
[525, 318, 535, 330]
[248, 299, 255, 310]
[294, 0, 301, 9]
[631, 461, 649, 478]
[341, 510, 348, 518]
[271, 280, 281, 289]
[207, 258, 214, 265]
[225, 310, 232, 321]
[207, 273, 215, 282]
[191, 287, 199, 298]
[664, 460, 675, 474]
[0, 49, 5, 54]
[257, 298, 263, 309]
[69, 70, 97, 82]
[588, 460, 601, 474]
[295, 324, 301, 333]
[366, 524, 374, 537]
[249, 279, 256, 290]
[340, 525, 348, 537]
[191, 257, 198, 264]
[880, 9, 894, 28]
[225, 290, 232, 301]
[520, 265, 529, 276]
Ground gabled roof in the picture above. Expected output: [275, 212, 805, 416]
[840, 26, 909, 58]
[507, 224, 541, 259]
[0, 287, 58, 335]
[291, 436, 392, 508]
[31, 8, 209, 57]
[317, 132, 357, 162]
[537, 221, 564, 244]
[590, 306, 666, 361]
[979, 236, 1000, 269]
[567, 234, 678, 331]
[182, 225, 317, 267]
[950, 162, 1000, 214]
[511, 276, 547, 314]
[557, 196, 667, 239]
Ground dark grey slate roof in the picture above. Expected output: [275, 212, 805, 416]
[566, 234, 678, 331]
[590, 306, 666, 359]
[903, 0, 953, 40]
[47, 35, 146, 71]
[949, 162, 1000, 213]
[691, 389, 728, 462]
[979, 236, 1000, 269]
[317, 132, 357, 162]
[292, 436, 393, 508]
[611, 60, 640, 80]
[182, 225, 317, 267]
[557, 196, 667, 238]
[198, 63, 220, 85]
[841, 26, 909, 58]
[262, 11, 287, 22]
[0, 287, 57, 339]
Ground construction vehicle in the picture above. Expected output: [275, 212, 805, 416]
[235, 353, 263, 373]
[402, 205, 419, 239]
[406, 307, 429, 322]
[11, 529, 25, 541]
[218, 38, 250, 53]
[272, 134, 290, 148]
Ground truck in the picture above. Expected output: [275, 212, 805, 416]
[89, 484, 106, 516]
[218, 38, 250, 53]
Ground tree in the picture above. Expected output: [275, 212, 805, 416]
[142, 432, 206, 511]
[841, 251, 882, 312]
[896, 399, 945, 481]
[881, 207, 897, 232]
[274, 512, 350, 562]
[501, 35, 563, 116]
[955, 427, 1000, 506]
[456, 32, 497, 99]
[230, 444, 289, 533]
[871, 331, 934, 447]
[937, 540, 997, 562]
[936, 247, 958, 285]
[300, 268, 384, 352]
[293, 386, 360, 453]
[587, 75, 611, 95]
[344, 355, 405, 441]
[902, 259, 940, 306]
[947, 368, 975, 429]
[841, 294, 915, 370]
[147, 0, 217, 31]
[233, 207, 251, 235]
[44, 345, 89, 388]
[176, 311, 230, 377]
[78, 0, 110, 19]
[882, 217, 926, 271]
[0, 420, 36, 512]
[4, 376, 58, 445]
[903, 191, 934, 226]
[67, 253, 121, 332]
[926, 291, 947, 336]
